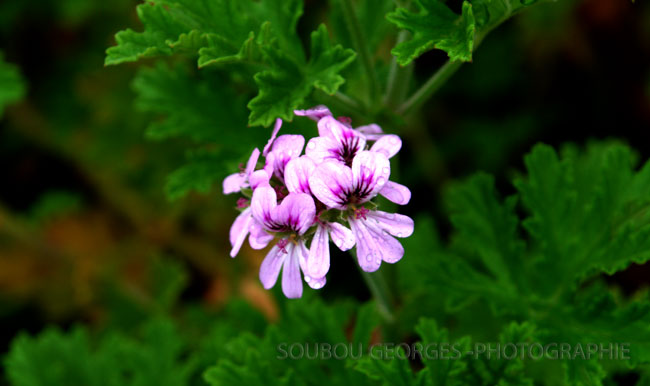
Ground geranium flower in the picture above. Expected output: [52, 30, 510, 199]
[309, 151, 413, 272]
[251, 187, 318, 298]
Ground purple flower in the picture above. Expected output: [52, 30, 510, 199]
[305, 116, 366, 166]
[299, 113, 410, 206]
[309, 151, 391, 210]
[251, 186, 318, 298]
[309, 151, 413, 272]
[224, 105, 415, 297]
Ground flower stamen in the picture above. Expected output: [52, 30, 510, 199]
[355, 207, 369, 220]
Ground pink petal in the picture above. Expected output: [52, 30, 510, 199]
[264, 152, 275, 178]
[364, 219, 405, 263]
[318, 117, 366, 149]
[350, 217, 405, 270]
[249, 170, 270, 190]
[379, 180, 411, 205]
[251, 186, 277, 227]
[272, 193, 316, 235]
[259, 243, 287, 289]
[328, 222, 355, 251]
[367, 210, 414, 238]
[223, 173, 246, 194]
[271, 134, 305, 179]
[294, 105, 332, 121]
[249, 220, 273, 250]
[351, 151, 390, 203]
[305, 136, 339, 164]
[318, 116, 366, 162]
[263, 119, 283, 156]
[356, 123, 383, 136]
[297, 240, 309, 273]
[370, 134, 402, 159]
[271, 134, 305, 156]
[244, 148, 261, 177]
[307, 224, 330, 279]
[309, 161, 353, 209]
[348, 218, 382, 272]
[305, 274, 326, 290]
[229, 208, 253, 258]
[284, 156, 316, 194]
[316, 115, 341, 137]
[282, 243, 303, 298]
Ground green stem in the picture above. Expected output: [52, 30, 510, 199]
[359, 265, 396, 323]
[383, 30, 413, 108]
[396, 59, 462, 116]
[332, 91, 364, 112]
[340, 0, 379, 106]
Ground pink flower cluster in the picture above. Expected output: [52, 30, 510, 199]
[223, 106, 414, 298]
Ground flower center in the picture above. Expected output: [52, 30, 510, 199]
[354, 207, 369, 220]
[277, 238, 289, 254]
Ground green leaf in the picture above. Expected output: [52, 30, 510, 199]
[545, 283, 650, 369]
[399, 216, 516, 313]
[132, 62, 265, 199]
[416, 318, 471, 386]
[353, 347, 420, 386]
[105, 2, 186, 65]
[204, 298, 366, 386]
[446, 173, 524, 288]
[247, 24, 356, 127]
[562, 359, 606, 386]
[5, 328, 115, 386]
[105, 0, 303, 67]
[5, 318, 195, 386]
[132, 62, 247, 143]
[110, 317, 197, 386]
[203, 333, 301, 386]
[0, 52, 26, 117]
[387, 0, 476, 64]
[387, 0, 541, 64]
[352, 301, 381, 346]
[164, 150, 226, 200]
[515, 143, 650, 286]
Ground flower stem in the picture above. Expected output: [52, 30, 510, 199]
[332, 91, 364, 112]
[340, 0, 379, 106]
[383, 30, 413, 108]
[359, 267, 396, 323]
[396, 59, 463, 116]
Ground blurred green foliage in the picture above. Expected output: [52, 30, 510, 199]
[2, 0, 650, 385]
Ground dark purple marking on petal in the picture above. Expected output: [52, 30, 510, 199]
[277, 238, 290, 254]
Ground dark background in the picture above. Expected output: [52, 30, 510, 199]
[0, 0, 649, 382]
